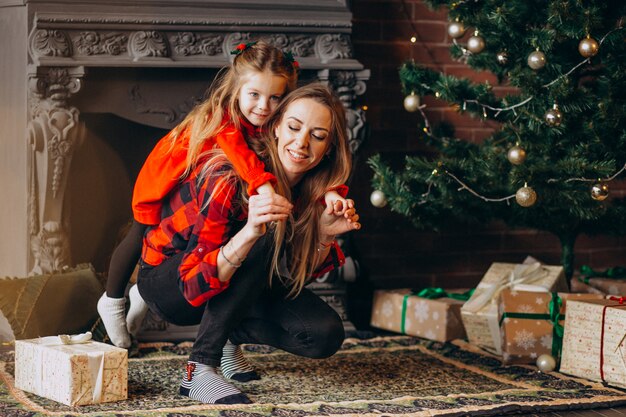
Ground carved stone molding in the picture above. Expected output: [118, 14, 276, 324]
[318, 69, 370, 154]
[129, 31, 169, 60]
[28, 28, 357, 69]
[29, 29, 72, 58]
[27, 66, 85, 275]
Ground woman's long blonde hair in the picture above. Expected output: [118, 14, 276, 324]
[197, 84, 351, 298]
[169, 40, 298, 178]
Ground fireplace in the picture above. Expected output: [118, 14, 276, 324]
[0, 0, 369, 334]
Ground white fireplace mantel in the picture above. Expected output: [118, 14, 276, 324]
[0, 0, 369, 279]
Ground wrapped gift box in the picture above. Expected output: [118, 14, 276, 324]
[571, 277, 626, 296]
[370, 289, 466, 342]
[499, 289, 604, 364]
[461, 262, 567, 355]
[560, 298, 626, 389]
[15, 337, 127, 406]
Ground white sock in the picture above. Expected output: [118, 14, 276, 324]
[126, 284, 148, 337]
[97, 293, 131, 348]
[179, 361, 252, 404]
[221, 340, 260, 382]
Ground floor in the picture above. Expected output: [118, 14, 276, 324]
[520, 408, 626, 416]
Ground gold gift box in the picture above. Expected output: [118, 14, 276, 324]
[461, 262, 567, 355]
[560, 298, 626, 389]
[370, 289, 466, 342]
[499, 289, 605, 364]
[15, 337, 127, 406]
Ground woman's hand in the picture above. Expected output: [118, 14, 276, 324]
[245, 193, 293, 238]
[319, 198, 361, 241]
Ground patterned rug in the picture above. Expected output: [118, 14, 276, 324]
[2, 335, 626, 417]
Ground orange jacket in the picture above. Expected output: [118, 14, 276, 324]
[132, 116, 276, 225]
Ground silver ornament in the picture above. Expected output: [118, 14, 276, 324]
[496, 51, 508, 65]
[536, 354, 556, 372]
[467, 33, 485, 53]
[447, 21, 466, 39]
[403, 93, 420, 112]
[527, 50, 547, 70]
[370, 190, 388, 208]
[544, 104, 562, 127]
[515, 185, 537, 207]
[578, 36, 599, 58]
[507, 145, 526, 165]
[591, 182, 609, 201]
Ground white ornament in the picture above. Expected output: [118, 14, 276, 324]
[370, 190, 388, 208]
[403, 93, 420, 112]
[536, 353, 556, 372]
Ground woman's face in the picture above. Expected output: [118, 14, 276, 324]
[274, 98, 332, 185]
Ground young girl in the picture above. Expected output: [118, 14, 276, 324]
[97, 41, 347, 355]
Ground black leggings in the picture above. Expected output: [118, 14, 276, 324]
[106, 220, 147, 298]
[137, 236, 345, 367]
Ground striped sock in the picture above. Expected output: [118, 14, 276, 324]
[220, 340, 261, 382]
[179, 361, 252, 404]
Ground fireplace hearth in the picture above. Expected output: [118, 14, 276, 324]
[0, 0, 368, 334]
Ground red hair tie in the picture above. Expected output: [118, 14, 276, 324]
[230, 41, 257, 56]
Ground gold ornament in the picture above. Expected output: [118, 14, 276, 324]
[578, 35, 599, 58]
[536, 354, 556, 372]
[516, 184, 537, 207]
[544, 104, 562, 127]
[447, 21, 466, 39]
[370, 190, 388, 208]
[507, 145, 526, 165]
[467, 31, 485, 53]
[591, 182, 609, 201]
[527, 50, 547, 70]
[496, 51, 508, 65]
[403, 92, 420, 112]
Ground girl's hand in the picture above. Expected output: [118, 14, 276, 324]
[324, 190, 349, 216]
[319, 199, 361, 239]
[245, 193, 292, 238]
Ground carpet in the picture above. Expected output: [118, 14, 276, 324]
[2, 335, 626, 417]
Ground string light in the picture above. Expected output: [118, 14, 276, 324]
[547, 163, 626, 184]
[419, 168, 517, 205]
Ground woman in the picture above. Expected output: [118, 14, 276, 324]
[137, 83, 361, 405]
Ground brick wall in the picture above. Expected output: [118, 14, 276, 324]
[348, 0, 626, 291]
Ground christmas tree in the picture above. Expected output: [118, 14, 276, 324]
[368, 0, 626, 280]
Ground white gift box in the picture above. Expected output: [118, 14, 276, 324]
[560, 298, 626, 389]
[15, 337, 127, 406]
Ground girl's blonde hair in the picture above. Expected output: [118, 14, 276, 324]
[197, 83, 351, 298]
[170, 40, 298, 178]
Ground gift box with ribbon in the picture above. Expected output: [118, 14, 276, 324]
[14, 335, 127, 406]
[461, 262, 567, 355]
[570, 265, 626, 296]
[560, 297, 626, 389]
[370, 288, 470, 342]
[498, 289, 605, 364]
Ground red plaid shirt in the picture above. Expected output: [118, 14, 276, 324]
[141, 165, 346, 307]
[132, 115, 277, 225]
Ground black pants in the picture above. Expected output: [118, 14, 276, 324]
[137, 236, 345, 367]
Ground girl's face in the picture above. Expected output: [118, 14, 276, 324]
[238, 70, 288, 127]
[274, 98, 332, 186]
